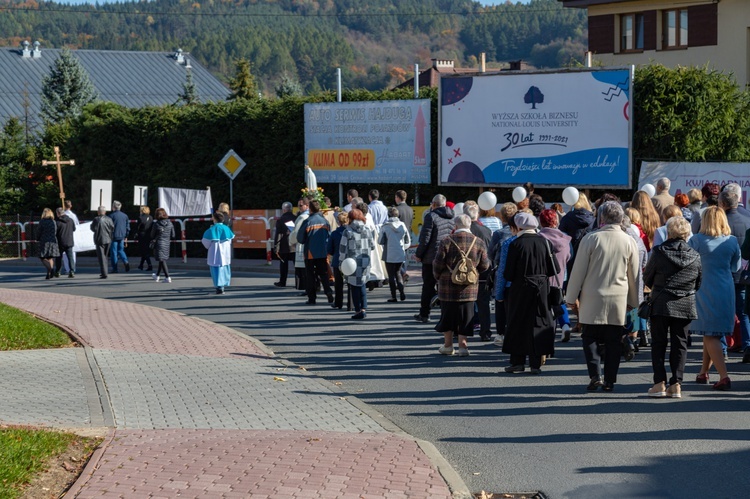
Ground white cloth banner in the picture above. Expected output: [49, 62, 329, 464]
[639, 162, 750, 206]
[157, 187, 213, 217]
[73, 222, 96, 253]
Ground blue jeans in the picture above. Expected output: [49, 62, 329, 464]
[351, 283, 367, 312]
[555, 303, 570, 327]
[110, 239, 129, 270]
[736, 285, 750, 351]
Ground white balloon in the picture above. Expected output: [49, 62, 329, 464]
[512, 186, 527, 203]
[452, 202, 465, 217]
[477, 191, 497, 211]
[341, 258, 357, 276]
[641, 183, 656, 197]
[562, 186, 580, 206]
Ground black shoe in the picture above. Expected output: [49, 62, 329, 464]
[587, 377, 603, 391]
[327, 293, 334, 304]
[504, 364, 525, 373]
[54, 272, 60, 278]
[387, 298, 398, 303]
[138, 265, 144, 271]
[413, 314, 430, 323]
[274, 282, 286, 288]
[400, 291, 406, 301]
[99, 275, 108, 279]
[480, 334, 492, 342]
[305, 300, 316, 305]
[298, 292, 308, 297]
[216, 287, 225, 295]
[742, 351, 750, 364]
[68, 272, 74, 278]
[351, 311, 367, 320]
[124, 262, 130, 272]
[602, 382, 614, 392]
[622, 336, 636, 361]
[331, 304, 343, 309]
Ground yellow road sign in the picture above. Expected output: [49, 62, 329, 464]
[218, 149, 246, 179]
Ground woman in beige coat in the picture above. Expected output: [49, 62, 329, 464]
[566, 202, 640, 392]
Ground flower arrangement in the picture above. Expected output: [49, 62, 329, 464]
[301, 186, 329, 210]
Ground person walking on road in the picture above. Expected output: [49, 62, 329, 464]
[91, 206, 114, 279]
[433, 214, 489, 357]
[289, 198, 310, 293]
[54, 207, 76, 278]
[379, 207, 411, 302]
[151, 208, 175, 283]
[202, 211, 235, 295]
[339, 208, 375, 319]
[327, 212, 349, 309]
[274, 201, 297, 287]
[135, 206, 154, 272]
[297, 200, 334, 305]
[643, 217, 702, 398]
[61, 199, 79, 274]
[108, 201, 131, 273]
[36, 208, 60, 280]
[368, 189, 388, 227]
[566, 202, 639, 392]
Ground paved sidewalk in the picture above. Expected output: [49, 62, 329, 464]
[0, 288, 464, 498]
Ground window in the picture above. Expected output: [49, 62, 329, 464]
[663, 9, 688, 48]
[620, 13, 644, 51]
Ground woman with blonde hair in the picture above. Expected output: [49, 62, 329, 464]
[688, 206, 741, 390]
[36, 208, 60, 279]
[631, 191, 660, 251]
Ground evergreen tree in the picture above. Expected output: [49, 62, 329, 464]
[275, 73, 303, 98]
[228, 59, 258, 100]
[40, 48, 98, 123]
[179, 68, 199, 105]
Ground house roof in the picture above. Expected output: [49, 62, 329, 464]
[0, 46, 230, 127]
[558, 0, 631, 7]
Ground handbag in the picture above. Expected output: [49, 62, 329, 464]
[544, 239, 564, 307]
[739, 260, 750, 286]
[638, 251, 683, 319]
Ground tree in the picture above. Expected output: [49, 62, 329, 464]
[40, 48, 98, 123]
[179, 68, 199, 105]
[275, 73, 303, 98]
[0, 118, 31, 214]
[524, 86, 544, 109]
[228, 59, 258, 101]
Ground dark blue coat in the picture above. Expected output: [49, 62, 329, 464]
[327, 225, 346, 268]
[109, 210, 130, 240]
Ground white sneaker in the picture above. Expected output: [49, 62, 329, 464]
[493, 336, 504, 347]
[154, 276, 161, 283]
[165, 277, 172, 283]
[438, 346, 454, 355]
[152, 273, 158, 281]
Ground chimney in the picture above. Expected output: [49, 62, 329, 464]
[431, 59, 454, 70]
[21, 40, 31, 58]
[175, 48, 185, 64]
[32, 41, 41, 58]
[480, 52, 486, 73]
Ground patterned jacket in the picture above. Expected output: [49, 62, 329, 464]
[433, 230, 490, 302]
[339, 221, 376, 286]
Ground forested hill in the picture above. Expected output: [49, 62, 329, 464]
[0, 0, 586, 93]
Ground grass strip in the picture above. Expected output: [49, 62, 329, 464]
[0, 427, 77, 498]
[0, 303, 72, 351]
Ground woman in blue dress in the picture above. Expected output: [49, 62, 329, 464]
[688, 207, 741, 390]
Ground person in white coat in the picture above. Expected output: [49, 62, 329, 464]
[201, 211, 235, 294]
[566, 202, 640, 393]
[379, 207, 411, 302]
[289, 198, 310, 293]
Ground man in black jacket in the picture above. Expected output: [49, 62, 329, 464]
[414, 194, 455, 322]
[54, 207, 76, 277]
[274, 201, 297, 287]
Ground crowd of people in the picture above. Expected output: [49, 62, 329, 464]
[273, 178, 750, 393]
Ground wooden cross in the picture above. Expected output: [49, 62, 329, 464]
[41, 146, 75, 209]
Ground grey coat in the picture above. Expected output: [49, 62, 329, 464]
[150, 219, 175, 262]
[379, 217, 410, 263]
[91, 215, 114, 246]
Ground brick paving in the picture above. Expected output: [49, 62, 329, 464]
[74, 429, 451, 499]
[0, 288, 459, 498]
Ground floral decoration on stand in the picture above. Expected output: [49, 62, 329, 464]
[301, 186, 329, 210]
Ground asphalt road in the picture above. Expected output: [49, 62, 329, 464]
[3, 263, 750, 498]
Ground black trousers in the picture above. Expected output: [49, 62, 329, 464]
[495, 300, 507, 336]
[582, 324, 624, 383]
[385, 262, 405, 299]
[138, 239, 152, 269]
[510, 353, 542, 369]
[475, 279, 491, 335]
[333, 267, 344, 308]
[419, 263, 436, 318]
[305, 258, 332, 303]
[650, 316, 691, 385]
[277, 252, 294, 285]
[95, 243, 110, 276]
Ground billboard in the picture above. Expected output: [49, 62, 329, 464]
[439, 68, 633, 188]
[640, 162, 750, 207]
[304, 99, 431, 184]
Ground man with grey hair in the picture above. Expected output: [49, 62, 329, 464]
[108, 200, 131, 273]
[566, 202, 639, 392]
[719, 189, 750, 363]
[91, 206, 114, 279]
[432, 214, 489, 356]
[651, 177, 674, 219]
[414, 194, 455, 322]
[274, 201, 297, 287]
[722, 182, 750, 218]
[465, 201, 493, 340]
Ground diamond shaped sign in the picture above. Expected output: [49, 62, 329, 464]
[218, 149, 246, 180]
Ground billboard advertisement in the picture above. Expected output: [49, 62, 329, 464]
[439, 68, 633, 188]
[304, 99, 431, 184]
[640, 162, 750, 207]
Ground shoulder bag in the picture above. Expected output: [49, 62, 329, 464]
[544, 239, 564, 307]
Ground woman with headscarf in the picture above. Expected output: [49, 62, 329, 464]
[202, 211, 235, 295]
[502, 212, 558, 374]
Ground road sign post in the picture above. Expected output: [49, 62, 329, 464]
[217, 149, 247, 221]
